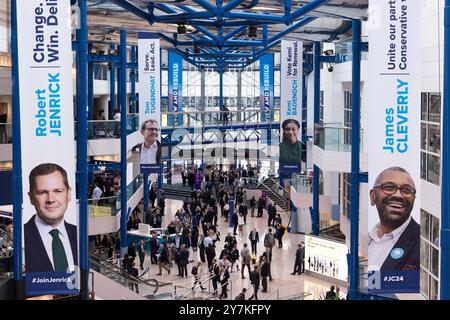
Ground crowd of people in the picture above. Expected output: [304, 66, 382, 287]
[91, 164, 343, 300]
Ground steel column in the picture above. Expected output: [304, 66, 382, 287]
[11, 0, 24, 299]
[130, 46, 137, 114]
[219, 63, 224, 110]
[349, 20, 361, 300]
[109, 62, 116, 120]
[77, 0, 89, 300]
[88, 61, 94, 120]
[312, 42, 321, 236]
[440, 0, 450, 301]
[120, 31, 128, 257]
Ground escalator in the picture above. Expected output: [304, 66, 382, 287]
[88, 250, 172, 299]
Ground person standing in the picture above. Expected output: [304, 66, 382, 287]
[0, 109, 7, 143]
[248, 265, 260, 300]
[275, 223, 285, 248]
[250, 196, 256, 217]
[263, 228, 275, 260]
[149, 233, 159, 264]
[248, 228, 259, 255]
[234, 288, 247, 300]
[178, 244, 189, 277]
[260, 255, 269, 292]
[137, 239, 146, 270]
[211, 258, 220, 295]
[292, 243, 304, 275]
[325, 285, 337, 300]
[240, 243, 251, 279]
[257, 196, 264, 218]
[231, 210, 239, 236]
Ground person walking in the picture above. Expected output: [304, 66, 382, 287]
[240, 243, 251, 279]
[229, 243, 240, 272]
[248, 265, 260, 300]
[149, 233, 159, 264]
[191, 261, 206, 291]
[219, 266, 230, 299]
[238, 212, 245, 235]
[157, 244, 171, 275]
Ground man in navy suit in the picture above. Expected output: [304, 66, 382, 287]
[24, 163, 78, 273]
[368, 167, 419, 272]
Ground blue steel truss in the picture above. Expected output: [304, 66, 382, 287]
[106, 0, 355, 69]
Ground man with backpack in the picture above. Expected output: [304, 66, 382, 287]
[191, 261, 206, 291]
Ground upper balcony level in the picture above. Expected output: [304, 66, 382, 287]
[313, 123, 367, 173]
[0, 108, 281, 162]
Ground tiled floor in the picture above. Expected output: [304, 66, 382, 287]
[136, 198, 347, 300]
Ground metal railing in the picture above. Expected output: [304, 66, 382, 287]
[202, 279, 233, 300]
[173, 272, 215, 300]
[162, 108, 280, 129]
[314, 123, 364, 152]
[281, 292, 313, 300]
[262, 288, 280, 300]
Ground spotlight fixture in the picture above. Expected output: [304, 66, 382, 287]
[323, 49, 334, 56]
[327, 65, 334, 72]
[71, 0, 77, 5]
[194, 45, 201, 54]
[177, 24, 187, 34]
[248, 25, 257, 38]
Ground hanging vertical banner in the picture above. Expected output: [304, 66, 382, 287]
[138, 33, 161, 174]
[259, 53, 274, 122]
[367, 0, 421, 293]
[280, 40, 303, 173]
[168, 51, 183, 126]
[16, 0, 78, 296]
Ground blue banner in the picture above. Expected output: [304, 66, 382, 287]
[368, 270, 420, 293]
[26, 272, 78, 296]
[259, 54, 274, 122]
[168, 51, 183, 126]
[140, 164, 162, 175]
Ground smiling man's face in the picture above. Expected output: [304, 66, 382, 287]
[370, 170, 416, 231]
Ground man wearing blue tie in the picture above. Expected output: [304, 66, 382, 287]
[24, 163, 78, 273]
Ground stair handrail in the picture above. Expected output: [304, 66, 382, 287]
[175, 273, 216, 300]
[202, 279, 233, 300]
[262, 288, 280, 300]
[258, 180, 290, 210]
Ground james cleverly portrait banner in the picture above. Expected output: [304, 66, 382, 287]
[138, 33, 161, 174]
[16, 0, 79, 296]
[367, 0, 421, 293]
[280, 40, 303, 173]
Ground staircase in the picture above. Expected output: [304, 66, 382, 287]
[258, 177, 290, 212]
[162, 183, 192, 200]
[319, 223, 346, 241]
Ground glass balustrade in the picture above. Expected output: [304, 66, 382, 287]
[290, 174, 314, 194]
[314, 123, 363, 152]
[86, 113, 139, 140]
[89, 174, 143, 218]
[163, 108, 280, 128]
[0, 124, 12, 144]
